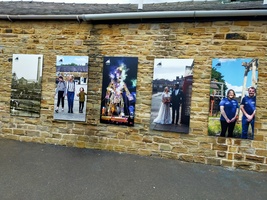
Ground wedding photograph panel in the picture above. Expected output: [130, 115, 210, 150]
[150, 58, 194, 134]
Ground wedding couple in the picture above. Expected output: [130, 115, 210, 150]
[153, 83, 183, 125]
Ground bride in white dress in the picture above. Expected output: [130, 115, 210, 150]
[153, 87, 172, 124]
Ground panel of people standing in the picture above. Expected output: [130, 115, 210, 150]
[219, 87, 256, 140]
[55, 75, 87, 114]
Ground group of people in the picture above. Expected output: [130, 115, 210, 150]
[153, 83, 183, 125]
[219, 86, 256, 140]
[153, 83, 256, 140]
[55, 75, 87, 114]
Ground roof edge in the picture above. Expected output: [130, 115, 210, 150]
[0, 10, 266, 22]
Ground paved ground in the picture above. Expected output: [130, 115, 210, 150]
[0, 138, 267, 200]
[53, 98, 86, 122]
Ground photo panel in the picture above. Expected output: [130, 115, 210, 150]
[100, 56, 138, 126]
[10, 54, 43, 117]
[53, 55, 89, 122]
[208, 58, 258, 140]
[150, 58, 194, 133]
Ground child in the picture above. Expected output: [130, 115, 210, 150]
[77, 87, 87, 113]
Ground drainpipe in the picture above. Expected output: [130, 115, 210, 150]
[0, 15, 82, 22]
[0, 10, 266, 22]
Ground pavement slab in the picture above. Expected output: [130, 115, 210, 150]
[0, 138, 266, 200]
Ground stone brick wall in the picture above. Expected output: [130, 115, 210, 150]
[0, 20, 267, 172]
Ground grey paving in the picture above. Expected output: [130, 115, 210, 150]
[0, 138, 266, 200]
[53, 99, 86, 122]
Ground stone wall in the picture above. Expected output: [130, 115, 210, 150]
[0, 20, 267, 172]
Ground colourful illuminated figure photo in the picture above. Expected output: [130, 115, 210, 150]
[100, 57, 138, 126]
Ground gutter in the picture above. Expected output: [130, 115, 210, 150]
[82, 10, 267, 21]
[0, 10, 266, 22]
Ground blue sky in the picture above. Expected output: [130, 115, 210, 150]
[212, 58, 258, 96]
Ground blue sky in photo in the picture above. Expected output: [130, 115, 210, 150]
[212, 58, 258, 97]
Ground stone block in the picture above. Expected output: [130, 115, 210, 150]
[255, 164, 267, 172]
[146, 143, 159, 151]
[234, 153, 244, 161]
[13, 129, 25, 135]
[245, 155, 264, 163]
[153, 136, 170, 144]
[132, 142, 146, 149]
[161, 152, 178, 159]
[26, 130, 40, 137]
[255, 149, 267, 157]
[138, 149, 151, 156]
[238, 147, 255, 154]
[107, 138, 119, 145]
[75, 141, 85, 148]
[234, 161, 255, 170]
[206, 158, 221, 166]
[142, 136, 153, 143]
[193, 156, 205, 164]
[19, 136, 33, 143]
[159, 144, 172, 151]
[179, 154, 194, 162]
[221, 160, 233, 168]
[77, 135, 89, 142]
[212, 144, 227, 151]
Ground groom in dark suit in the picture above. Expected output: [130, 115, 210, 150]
[171, 83, 183, 125]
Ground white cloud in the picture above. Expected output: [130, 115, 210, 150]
[225, 82, 243, 97]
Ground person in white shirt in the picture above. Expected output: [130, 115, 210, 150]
[170, 83, 183, 125]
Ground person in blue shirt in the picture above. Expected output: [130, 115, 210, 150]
[219, 89, 239, 137]
[240, 87, 256, 140]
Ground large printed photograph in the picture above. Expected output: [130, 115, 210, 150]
[150, 58, 194, 133]
[209, 58, 258, 140]
[10, 54, 43, 117]
[53, 55, 89, 122]
[100, 56, 138, 126]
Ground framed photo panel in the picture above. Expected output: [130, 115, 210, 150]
[100, 56, 138, 126]
[10, 54, 43, 117]
[150, 58, 194, 133]
[208, 58, 258, 140]
[53, 55, 89, 122]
